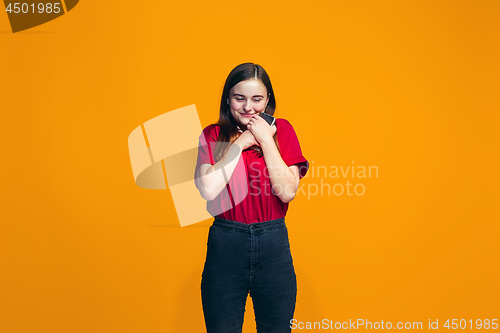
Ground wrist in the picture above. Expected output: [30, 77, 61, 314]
[233, 137, 245, 151]
[259, 135, 275, 148]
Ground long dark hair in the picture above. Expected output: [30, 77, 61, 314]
[214, 63, 280, 162]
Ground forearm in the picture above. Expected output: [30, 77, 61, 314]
[196, 141, 243, 201]
[260, 138, 298, 203]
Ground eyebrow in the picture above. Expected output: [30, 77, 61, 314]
[233, 93, 264, 98]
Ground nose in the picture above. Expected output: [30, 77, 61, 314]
[243, 100, 252, 112]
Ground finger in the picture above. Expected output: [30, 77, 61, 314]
[256, 116, 267, 125]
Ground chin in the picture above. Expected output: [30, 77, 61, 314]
[238, 117, 250, 126]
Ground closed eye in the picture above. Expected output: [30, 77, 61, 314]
[236, 98, 262, 102]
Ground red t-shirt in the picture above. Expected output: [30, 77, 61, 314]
[195, 118, 309, 224]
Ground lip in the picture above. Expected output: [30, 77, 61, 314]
[240, 113, 254, 117]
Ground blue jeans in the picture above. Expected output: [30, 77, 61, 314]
[201, 217, 297, 333]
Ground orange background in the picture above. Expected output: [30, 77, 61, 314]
[1, 1, 499, 332]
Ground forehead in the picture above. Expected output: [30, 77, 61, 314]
[230, 79, 267, 95]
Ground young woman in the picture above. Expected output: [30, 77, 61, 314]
[194, 63, 309, 333]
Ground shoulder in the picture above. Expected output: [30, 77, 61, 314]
[275, 118, 292, 127]
[275, 118, 295, 136]
[201, 124, 221, 141]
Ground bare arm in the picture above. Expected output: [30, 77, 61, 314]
[260, 141, 300, 203]
[195, 130, 259, 201]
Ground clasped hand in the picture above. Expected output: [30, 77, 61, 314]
[235, 114, 276, 151]
[247, 114, 277, 144]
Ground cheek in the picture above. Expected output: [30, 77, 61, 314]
[229, 105, 241, 120]
[230, 101, 241, 110]
[254, 103, 267, 112]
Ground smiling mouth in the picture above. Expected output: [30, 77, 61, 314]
[240, 113, 254, 117]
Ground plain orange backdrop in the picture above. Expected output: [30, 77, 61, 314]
[1, 1, 499, 332]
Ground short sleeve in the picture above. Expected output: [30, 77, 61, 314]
[195, 124, 219, 173]
[276, 118, 309, 179]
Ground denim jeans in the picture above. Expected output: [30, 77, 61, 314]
[201, 217, 297, 333]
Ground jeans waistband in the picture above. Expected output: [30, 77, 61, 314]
[213, 216, 286, 234]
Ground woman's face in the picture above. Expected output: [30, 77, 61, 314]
[228, 79, 270, 128]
